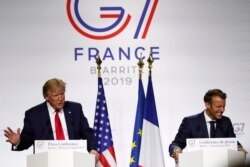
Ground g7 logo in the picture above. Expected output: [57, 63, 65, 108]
[66, 0, 158, 40]
[233, 123, 245, 133]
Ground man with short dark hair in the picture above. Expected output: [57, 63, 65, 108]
[169, 89, 247, 163]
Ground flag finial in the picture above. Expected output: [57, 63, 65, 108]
[96, 56, 102, 78]
[137, 55, 144, 79]
[147, 53, 154, 76]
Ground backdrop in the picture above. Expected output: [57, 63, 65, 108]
[0, 0, 250, 166]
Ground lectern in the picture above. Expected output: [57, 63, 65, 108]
[27, 150, 95, 167]
[178, 148, 245, 167]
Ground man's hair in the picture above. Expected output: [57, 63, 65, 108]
[204, 89, 227, 103]
[42, 78, 66, 98]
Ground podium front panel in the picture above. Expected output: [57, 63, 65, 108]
[27, 151, 95, 167]
[179, 148, 244, 167]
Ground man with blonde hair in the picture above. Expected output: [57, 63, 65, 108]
[4, 78, 99, 160]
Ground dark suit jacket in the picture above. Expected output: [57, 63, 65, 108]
[169, 111, 239, 155]
[14, 101, 97, 152]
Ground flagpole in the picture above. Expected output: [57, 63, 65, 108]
[129, 56, 145, 167]
[137, 57, 144, 79]
[147, 53, 154, 77]
[96, 56, 102, 78]
[94, 56, 117, 167]
[138, 53, 166, 167]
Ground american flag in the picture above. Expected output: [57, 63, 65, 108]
[94, 78, 117, 167]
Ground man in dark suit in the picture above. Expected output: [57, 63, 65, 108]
[4, 78, 99, 160]
[169, 89, 247, 163]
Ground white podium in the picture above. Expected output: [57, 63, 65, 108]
[179, 148, 245, 167]
[27, 150, 95, 167]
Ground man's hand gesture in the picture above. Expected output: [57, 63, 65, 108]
[4, 127, 21, 146]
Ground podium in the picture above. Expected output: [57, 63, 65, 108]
[27, 150, 95, 167]
[178, 148, 245, 167]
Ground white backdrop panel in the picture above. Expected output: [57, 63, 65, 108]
[0, 0, 250, 167]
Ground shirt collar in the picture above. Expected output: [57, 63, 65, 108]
[204, 110, 214, 122]
[46, 102, 62, 114]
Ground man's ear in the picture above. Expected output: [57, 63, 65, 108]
[205, 102, 210, 109]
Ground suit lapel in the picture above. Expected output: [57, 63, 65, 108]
[40, 102, 54, 140]
[63, 104, 75, 139]
[198, 112, 209, 138]
[215, 119, 225, 137]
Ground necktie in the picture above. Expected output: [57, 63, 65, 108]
[209, 121, 216, 138]
[55, 110, 65, 140]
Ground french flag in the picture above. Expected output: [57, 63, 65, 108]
[138, 76, 165, 167]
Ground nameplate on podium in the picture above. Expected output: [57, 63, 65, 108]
[34, 140, 87, 154]
[186, 138, 237, 152]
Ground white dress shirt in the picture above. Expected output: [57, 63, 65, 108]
[47, 102, 69, 139]
[204, 110, 216, 138]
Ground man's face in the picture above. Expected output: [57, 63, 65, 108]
[205, 96, 226, 120]
[45, 86, 65, 110]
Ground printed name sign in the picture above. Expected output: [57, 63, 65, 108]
[35, 140, 87, 154]
[186, 138, 238, 152]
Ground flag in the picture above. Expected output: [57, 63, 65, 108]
[138, 76, 165, 167]
[94, 77, 117, 167]
[129, 79, 145, 167]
